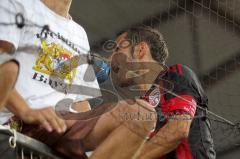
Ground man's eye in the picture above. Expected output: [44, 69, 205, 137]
[119, 40, 131, 49]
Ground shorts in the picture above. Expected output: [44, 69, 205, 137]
[6, 116, 99, 159]
[0, 53, 18, 66]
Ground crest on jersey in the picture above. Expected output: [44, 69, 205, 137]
[148, 87, 160, 107]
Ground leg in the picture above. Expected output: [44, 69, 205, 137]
[20, 118, 99, 159]
[0, 60, 18, 109]
[84, 100, 156, 159]
[19, 101, 154, 159]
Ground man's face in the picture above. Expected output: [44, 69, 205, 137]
[110, 32, 136, 87]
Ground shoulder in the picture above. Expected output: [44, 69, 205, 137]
[163, 64, 194, 92]
[5, 0, 39, 19]
[166, 64, 196, 80]
[70, 20, 89, 42]
[162, 64, 207, 105]
[164, 64, 201, 88]
[69, 20, 90, 52]
[13, 0, 34, 9]
[1, 0, 25, 11]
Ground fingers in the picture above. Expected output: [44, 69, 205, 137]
[40, 107, 67, 133]
[48, 108, 67, 133]
[39, 117, 53, 132]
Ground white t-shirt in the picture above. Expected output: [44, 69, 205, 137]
[0, 0, 100, 124]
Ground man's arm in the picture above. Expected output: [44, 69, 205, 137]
[0, 40, 15, 53]
[138, 114, 192, 159]
[7, 88, 67, 133]
[6, 88, 91, 132]
[0, 41, 19, 109]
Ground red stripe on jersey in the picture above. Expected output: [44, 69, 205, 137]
[177, 64, 183, 76]
[161, 95, 197, 118]
[176, 139, 193, 159]
[169, 65, 177, 73]
[160, 80, 166, 103]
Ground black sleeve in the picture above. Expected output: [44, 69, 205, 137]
[163, 64, 208, 108]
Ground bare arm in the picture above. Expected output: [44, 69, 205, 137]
[6, 89, 67, 133]
[0, 40, 15, 53]
[138, 114, 192, 159]
[0, 41, 18, 109]
[6, 89, 29, 119]
[7, 87, 91, 131]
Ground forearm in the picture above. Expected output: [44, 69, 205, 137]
[7, 89, 67, 132]
[138, 115, 192, 159]
[0, 63, 18, 109]
[6, 88, 30, 118]
[0, 41, 18, 109]
[139, 126, 181, 158]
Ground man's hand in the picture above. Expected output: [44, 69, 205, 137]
[21, 107, 67, 133]
[7, 89, 67, 133]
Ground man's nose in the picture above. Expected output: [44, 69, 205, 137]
[110, 48, 120, 59]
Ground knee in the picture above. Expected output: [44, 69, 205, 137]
[1, 61, 19, 83]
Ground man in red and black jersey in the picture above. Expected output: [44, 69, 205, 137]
[110, 26, 216, 159]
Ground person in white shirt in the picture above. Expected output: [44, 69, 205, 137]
[0, 0, 97, 132]
[0, 0, 156, 158]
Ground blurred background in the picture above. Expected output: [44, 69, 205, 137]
[70, 0, 240, 158]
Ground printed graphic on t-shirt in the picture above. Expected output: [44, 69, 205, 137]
[33, 38, 79, 84]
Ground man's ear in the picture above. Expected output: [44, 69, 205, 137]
[137, 42, 148, 59]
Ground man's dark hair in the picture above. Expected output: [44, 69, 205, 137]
[118, 26, 169, 65]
